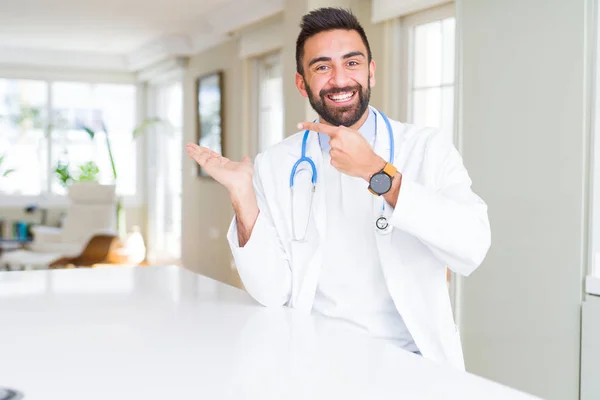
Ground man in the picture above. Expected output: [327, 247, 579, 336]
[186, 7, 490, 370]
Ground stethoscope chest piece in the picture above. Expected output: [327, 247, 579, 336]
[375, 215, 392, 234]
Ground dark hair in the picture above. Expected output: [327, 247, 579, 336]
[295, 7, 372, 75]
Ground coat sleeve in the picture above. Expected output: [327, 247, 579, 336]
[226, 153, 292, 307]
[390, 131, 491, 276]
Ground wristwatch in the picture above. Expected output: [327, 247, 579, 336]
[368, 162, 397, 196]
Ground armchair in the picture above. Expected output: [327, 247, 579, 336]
[0, 182, 117, 270]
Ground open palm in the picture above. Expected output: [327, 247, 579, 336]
[185, 143, 253, 190]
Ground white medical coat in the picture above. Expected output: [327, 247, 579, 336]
[227, 107, 491, 370]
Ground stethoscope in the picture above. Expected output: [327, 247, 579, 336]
[290, 109, 395, 241]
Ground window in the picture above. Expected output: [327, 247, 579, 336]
[51, 82, 137, 196]
[255, 51, 284, 154]
[0, 78, 137, 199]
[146, 80, 183, 262]
[399, 3, 456, 140]
[0, 79, 48, 196]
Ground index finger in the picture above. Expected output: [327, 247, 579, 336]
[297, 121, 339, 136]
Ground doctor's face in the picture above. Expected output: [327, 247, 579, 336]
[296, 29, 376, 127]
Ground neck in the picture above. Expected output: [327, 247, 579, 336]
[319, 107, 370, 131]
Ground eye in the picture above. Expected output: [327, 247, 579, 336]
[347, 60, 359, 67]
[315, 65, 329, 71]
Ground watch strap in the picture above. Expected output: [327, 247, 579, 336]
[382, 162, 397, 178]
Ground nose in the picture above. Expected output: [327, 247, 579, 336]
[329, 64, 351, 88]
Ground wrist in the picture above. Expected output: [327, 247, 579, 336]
[362, 155, 387, 182]
[229, 181, 255, 203]
[230, 183, 259, 231]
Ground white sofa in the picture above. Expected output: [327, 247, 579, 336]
[0, 182, 117, 270]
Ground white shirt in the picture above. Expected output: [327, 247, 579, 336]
[311, 110, 419, 352]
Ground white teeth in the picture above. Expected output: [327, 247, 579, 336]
[328, 92, 354, 102]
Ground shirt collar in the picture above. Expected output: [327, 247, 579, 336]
[318, 108, 376, 153]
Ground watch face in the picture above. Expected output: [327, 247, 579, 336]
[370, 172, 392, 194]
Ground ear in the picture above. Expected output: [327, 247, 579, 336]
[369, 59, 376, 88]
[296, 72, 309, 98]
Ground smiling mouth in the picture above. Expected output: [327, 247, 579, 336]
[326, 91, 357, 103]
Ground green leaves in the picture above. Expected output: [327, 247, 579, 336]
[0, 154, 15, 178]
[55, 161, 73, 188]
[11, 105, 44, 130]
[54, 160, 100, 187]
[79, 125, 96, 140]
[132, 117, 162, 138]
[77, 161, 100, 182]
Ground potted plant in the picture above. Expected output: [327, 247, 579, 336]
[54, 160, 100, 188]
[77, 118, 164, 238]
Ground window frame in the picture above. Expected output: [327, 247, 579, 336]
[0, 70, 142, 208]
[251, 49, 284, 157]
[145, 76, 184, 263]
[398, 2, 457, 141]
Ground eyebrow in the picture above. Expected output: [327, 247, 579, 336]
[307, 51, 366, 68]
[308, 56, 331, 68]
[343, 51, 365, 59]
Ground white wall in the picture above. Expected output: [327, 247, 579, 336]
[181, 38, 245, 288]
[458, 0, 589, 399]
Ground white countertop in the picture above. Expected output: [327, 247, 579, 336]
[0, 266, 541, 400]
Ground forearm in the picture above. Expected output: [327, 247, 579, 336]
[226, 165, 292, 307]
[230, 185, 259, 247]
[226, 211, 292, 307]
[360, 155, 488, 274]
[390, 178, 490, 275]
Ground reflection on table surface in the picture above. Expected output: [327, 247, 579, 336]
[0, 266, 541, 400]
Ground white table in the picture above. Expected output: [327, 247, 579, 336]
[0, 266, 541, 400]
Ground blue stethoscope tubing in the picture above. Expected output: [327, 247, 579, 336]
[289, 110, 394, 188]
[289, 110, 395, 240]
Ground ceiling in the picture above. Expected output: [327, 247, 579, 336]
[0, 0, 283, 71]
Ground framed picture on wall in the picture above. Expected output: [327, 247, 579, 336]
[196, 70, 224, 178]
